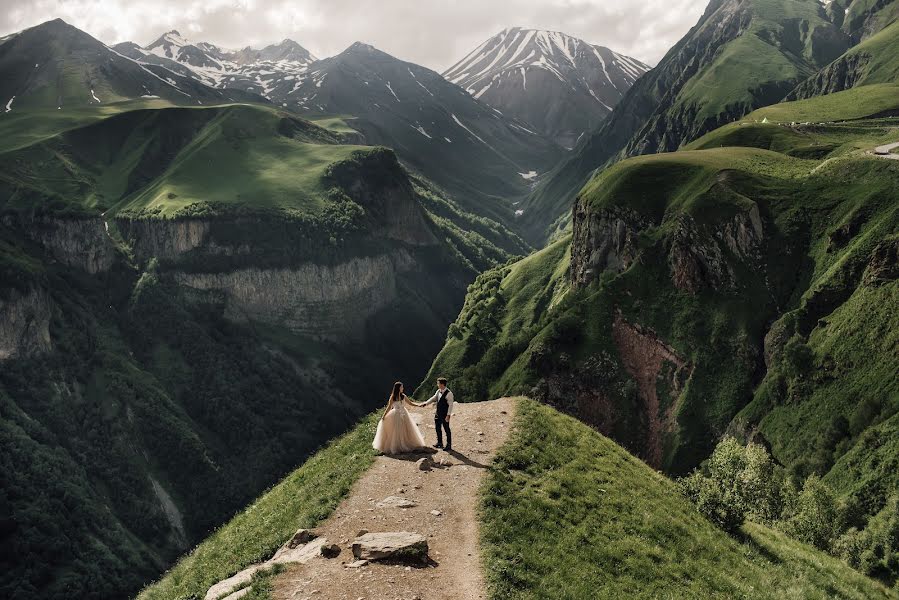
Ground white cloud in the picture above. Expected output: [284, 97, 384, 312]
[0, 0, 709, 69]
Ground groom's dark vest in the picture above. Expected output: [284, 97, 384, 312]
[435, 389, 451, 418]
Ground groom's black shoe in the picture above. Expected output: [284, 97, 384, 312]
[444, 446, 453, 452]
[433, 443, 443, 449]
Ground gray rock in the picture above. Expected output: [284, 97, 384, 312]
[271, 537, 328, 565]
[351, 532, 429, 563]
[344, 559, 369, 568]
[222, 587, 252, 600]
[376, 496, 417, 508]
[285, 528, 318, 549]
[205, 565, 266, 600]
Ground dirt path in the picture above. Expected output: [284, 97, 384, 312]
[873, 141, 899, 160]
[271, 398, 516, 600]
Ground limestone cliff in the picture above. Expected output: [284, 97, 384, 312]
[2, 215, 117, 273]
[173, 251, 415, 339]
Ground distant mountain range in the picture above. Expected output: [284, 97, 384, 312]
[0, 19, 265, 110]
[443, 27, 650, 147]
[107, 28, 571, 230]
[0, 22, 653, 237]
[113, 30, 316, 102]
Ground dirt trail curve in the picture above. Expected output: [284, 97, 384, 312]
[271, 397, 516, 600]
[873, 141, 899, 160]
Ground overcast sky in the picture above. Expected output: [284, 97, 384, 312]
[0, 0, 709, 70]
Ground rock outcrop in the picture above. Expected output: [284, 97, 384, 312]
[863, 238, 899, 287]
[0, 286, 53, 360]
[572, 193, 763, 295]
[172, 250, 414, 339]
[350, 532, 429, 563]
[117, 218, 211, 260]
[668, 204, 763, 294]
[570, 204, 646, 288]
[2, 215, 116, 273]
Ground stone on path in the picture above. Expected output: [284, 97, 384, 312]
[415, 457, 433, 471]
[205, 565, 265, 600]
[351, 532, 429, 563]
[271, 536, 329, 564]
[344, 559, 369, 568]
[222, 587, 252, 600]
[376, 496, 418, 508]
[430, 510, 442, 516]
[207, 537, 330, 599]
[284, 528, 318, 548]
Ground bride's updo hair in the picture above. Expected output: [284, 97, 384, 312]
[389, 381, 404, 405]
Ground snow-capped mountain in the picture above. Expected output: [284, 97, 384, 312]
[0, 20, 265, 112]
[282, 42, 564, 224]
[443, 27, 650, 147]
[114, 30, 317, 101]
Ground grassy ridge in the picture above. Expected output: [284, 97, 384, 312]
[481, 398, 892, 599]
[138, 412, 379, 600]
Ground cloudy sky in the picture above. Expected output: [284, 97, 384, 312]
[1, 0, 709, 70]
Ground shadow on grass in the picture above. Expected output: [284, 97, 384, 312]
[735, 528, 784, 566]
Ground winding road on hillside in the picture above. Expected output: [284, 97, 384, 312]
[266, 398, 516, 600]
[873, 141, 899, 159]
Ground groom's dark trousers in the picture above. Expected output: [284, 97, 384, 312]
[435, 415, 451, 448]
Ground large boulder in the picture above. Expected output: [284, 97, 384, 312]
[351, 532, 429, 563]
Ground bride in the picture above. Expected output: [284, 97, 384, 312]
[372, 381, 427, 454]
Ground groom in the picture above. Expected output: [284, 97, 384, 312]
[420, 377, 454, 451]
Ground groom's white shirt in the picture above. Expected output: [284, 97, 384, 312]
[422, 388, 454, 415]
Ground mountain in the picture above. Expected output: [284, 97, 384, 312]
[789, 0, 899, 99]
[118, 33, 565, 236]
[0, 20, 264, 111]
[114, 30, 317, 100]
[0, 23, 527, 596]
[283, 42, 565, 227]
[443, 27, 650, 148]
[422, 80, 899, 582]
[518, 0, 853, 242]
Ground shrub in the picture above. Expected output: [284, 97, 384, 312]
[783, 475, 840, 551]
[678, 437, 780, 533]
[782, 335, 814, 379]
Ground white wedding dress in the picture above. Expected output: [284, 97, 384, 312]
[373, 396, 426, 454]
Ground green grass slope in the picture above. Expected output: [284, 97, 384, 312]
[426, 84, 899, 478]
[138, 412, 379, 600]
[518, 0, 850, 242]
[791, 2, 899, 99]
[482, 398, 892, 599]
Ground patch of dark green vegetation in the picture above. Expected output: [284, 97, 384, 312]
[680, 437, 899, 586]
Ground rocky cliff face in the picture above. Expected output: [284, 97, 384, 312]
[2, 215, 117, 273]
[788, 51, 871, 100]
[117, 218, 211, 260]
[173, 251, 415, 339]
[668, 204, 763, 293]
[570, 205, 647, 288]
[571, 195, 764, 295]
[0, 286, 52, 360]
